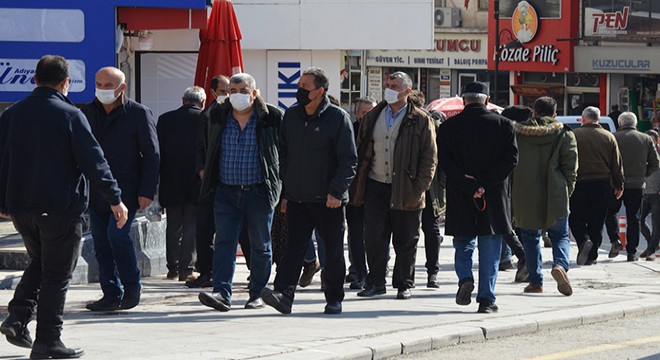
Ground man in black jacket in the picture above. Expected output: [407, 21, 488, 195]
[437, 82, 518, 314]
[0, 55, 128, 359]
[82, 66, 160, 312]
[158, 86, 206, 281]
[261, 67, 357, 315]
[197, 73, 282, 311]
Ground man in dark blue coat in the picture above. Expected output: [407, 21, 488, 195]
[437, 82, 518, 314]
[158, 86, 206, 281]
[81, 66, 160, 312]
[0, 55, 128, 359]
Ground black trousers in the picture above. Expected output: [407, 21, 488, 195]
[274, 202, 346, 303]
[641, 194, 660, 253]
[165, 202, 197, 275]
[605, 188, 643, 254]
[346, 204, 367, 278]
[364, 179, 422, 289]
[569, 180, 611, 261]
[196, 194, 251, 275]
[421, 192, 442, 275]
[9, 213, 82, 341]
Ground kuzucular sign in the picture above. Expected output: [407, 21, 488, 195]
[0, 59, 85, 92]
[574, 46, 659, 73]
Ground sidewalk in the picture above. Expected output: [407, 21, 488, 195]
[2, 232, 660, 360]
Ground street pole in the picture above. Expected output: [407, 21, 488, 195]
[494, 0, 500, 104]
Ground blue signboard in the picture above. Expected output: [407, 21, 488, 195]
[0, 0, 205, 104]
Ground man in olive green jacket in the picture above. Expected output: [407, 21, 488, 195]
[512, 97, 578, 296]
[605, 112, 659, 261]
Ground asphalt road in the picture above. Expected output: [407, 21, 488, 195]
[394, 310, 660, 360]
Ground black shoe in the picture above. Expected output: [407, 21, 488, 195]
[584, 259, 598, 265]
[166, 269, 178, 280]
[396, 288, 412, 299]
[357, 285, 386, 297]
[345, 273, 358, 283]
[244, 296, 264, 309]
[427, 274, 440, 288]
[577, 240, 593, 265]
[499, 258, 515, 271]
[349, 276, 366, 290]
[455, 279, 474, 306]
[120, 288, 141, 310]
[260, 288, 293, 314]
[198, 292, 231, 312]
[627, 253, 639, 262]
[298, 260, 320, 288]
[609, 241, 622, 258]
[514, 262, 529, 283]
[1, 309, 33, 348]
[477, 302, 499, 314]
[30, 339, 84, 359]
[185, 273, 213, 288]
[324, 301, 342, 314]
[85, 296, 120, 312]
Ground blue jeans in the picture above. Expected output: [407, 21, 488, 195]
[453, 235, 502, 304]
[520, 217, 570, 286]
[89, 208, 139, 300]
[212, 184, 273, 301]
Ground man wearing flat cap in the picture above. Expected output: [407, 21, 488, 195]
[436, 82, 518, 313]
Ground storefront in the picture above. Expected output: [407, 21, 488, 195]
[0, 0, 206, 111]
[575, 0, 660, 126]
[488, 0, 582, 114]
[365, 33, 492, 105]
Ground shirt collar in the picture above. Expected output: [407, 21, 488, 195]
[386, 103, 408, 118]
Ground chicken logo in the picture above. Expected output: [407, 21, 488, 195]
[511, 1, 538, 44]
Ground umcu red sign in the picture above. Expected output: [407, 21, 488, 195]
[488, 0, 580, 72]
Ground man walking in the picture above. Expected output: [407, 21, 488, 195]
[0, 55, 128, 359]
[261, 67, 356, 315]
[437, 82, 518, 313]
[82, 66, 160, 311]
[158, 86, 206, 281]
[569, 106, 624, 266]
[512, 97, 578, 296]
[187, 75, 232, 288]
[605, 112, 659, 261]
[351, 72, 437, 300]
[197, 73, 282, 311]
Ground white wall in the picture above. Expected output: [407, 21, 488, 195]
[233, 0, 435, 50]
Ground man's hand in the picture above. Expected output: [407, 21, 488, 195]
[615, 188, 624, 200]
[0, 212, 11, 220]
[326, 194, 341, 209]
[138, 196, 152, 210]
[111, 202, 129, 229]
[473, 187, 485, 198]
[280, 199, 288, 214]
[198, 169, 205, 180]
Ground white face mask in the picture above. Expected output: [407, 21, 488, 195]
[229, 93, 252, 111]
[95, 85, 121, 105]
[384, 88, 401, 104]
[216, 95, 228, 104]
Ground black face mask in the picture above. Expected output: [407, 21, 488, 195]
[296, 88, 312, 107]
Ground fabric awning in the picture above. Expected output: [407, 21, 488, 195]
[510, 85, 565, 98]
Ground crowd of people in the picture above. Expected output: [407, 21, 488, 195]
[1, 54, 659, 358]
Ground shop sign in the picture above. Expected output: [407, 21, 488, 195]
[488, 0, 575, 72]
[583, 1, 660, 41]
[574, 46, 660, 74]
[366, 34, 487, 70]
[439, 69, 451, 98]
[367, 67, 382, 102]
[0, 59, 85, 92]
[267, 51, 312, 110]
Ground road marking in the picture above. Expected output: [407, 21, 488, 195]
[526, 336, 660, 360]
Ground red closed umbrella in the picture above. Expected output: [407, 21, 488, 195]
[426, 96, 503, 118]
[194, 0, 244, 102]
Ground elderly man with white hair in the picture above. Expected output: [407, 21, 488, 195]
[605, 111, 659, 261]
[569, 106, 624, 266]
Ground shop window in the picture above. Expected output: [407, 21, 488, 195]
[479, 0, 488, 10]
[567, 73, 600, 88]
[340, 54, 362, 112]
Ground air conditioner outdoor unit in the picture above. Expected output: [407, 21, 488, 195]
[435, 7, 461, 28]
